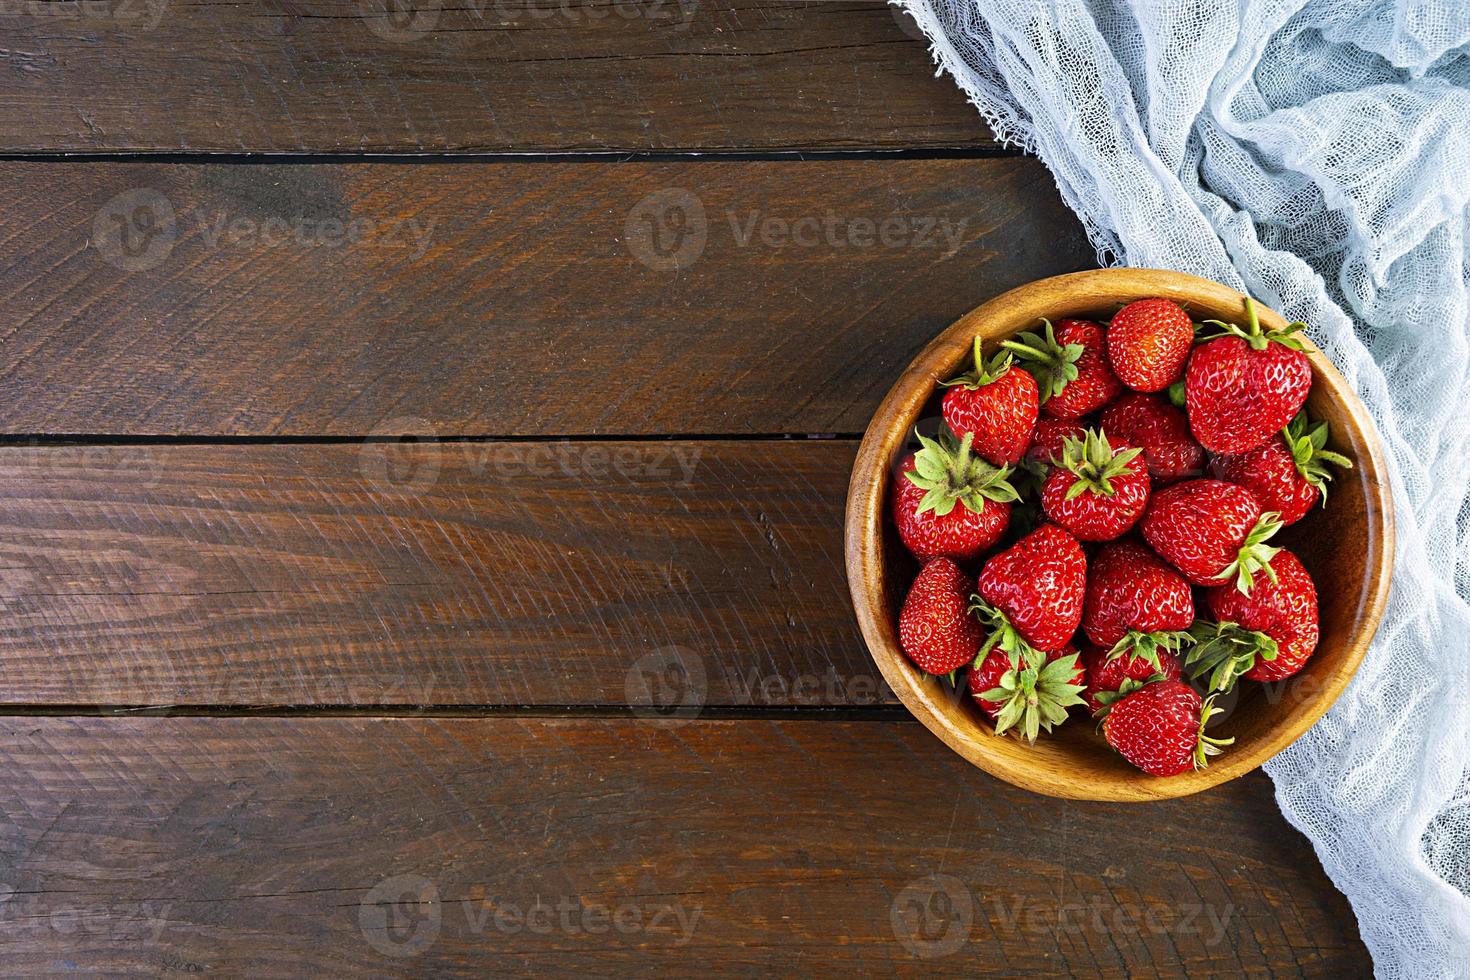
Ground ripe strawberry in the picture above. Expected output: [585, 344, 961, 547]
[1025, 418, 1086, 476]
[940, 338, 1039, 466]
[972, 524, 1086, 658]
[1080, 642, 1182, 715]
[1041, 430, 1150, 541]
[1099, 391, 1204, 484]
[969, 644, 1086, 743]
[1081, 539, 1194, 654]
[891, 430, 1018, 562]
[1013, 419, 1085, 533]
[1188, 550, 1320, 691]
[1107, 298, 1193, 392]
[898, 559, 983, 675]
[1140, 479, 1283, 593]
[1185, 298, 1312, 453]
[1102, 678, 1232, 776]
[1003, 318, 1121, 420]
[1208, 410, 1351, 525]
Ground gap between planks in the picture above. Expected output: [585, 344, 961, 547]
[0, 703, 911, 720]
[0, 147, 1024, 165]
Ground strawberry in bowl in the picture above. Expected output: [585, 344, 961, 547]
[847, 269, 1392, 801]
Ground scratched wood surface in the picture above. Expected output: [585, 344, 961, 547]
[0, 1, 1374, 975]
[0, 0, 983, 153]
[0, 716, 1368, 977]
[0, 159, 1088, 436]
[0, 440, 877, 707]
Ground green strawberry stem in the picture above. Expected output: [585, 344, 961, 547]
[998, 319, 1085, 403]
[1059, 428, 1143, 499]
[1105, 628, 1195, 672]
[1217, 511, 1283, 595]
[1283, 410, 1353, 504]
[1193, 695, 1234, 770]
[904, 429, 1019, 517]
[978, 651, 1087, 744]
[968, 598, 1044, 671]
[1185, 620, 1280, 693]
[1197, 297, 1308, 352]
[938, 336, 1016, 391]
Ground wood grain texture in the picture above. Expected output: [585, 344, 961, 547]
[0, 715, 1368, 975]
[0, 439, 886, 707]
[0, 158, 1091, 437]
[847, 269, 1394, 801]
[0, 0, 986, 153]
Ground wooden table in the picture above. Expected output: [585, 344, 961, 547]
[0, 2, 1369, 974]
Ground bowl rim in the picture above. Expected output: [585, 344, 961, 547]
[844, 268, 1395, 801]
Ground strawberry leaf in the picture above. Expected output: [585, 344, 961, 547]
[1185, 620, 1278, 693]
[1282, 410, 1352, 505]
[907, 428, 1019, 517]
[1001, 319, 1086, 404]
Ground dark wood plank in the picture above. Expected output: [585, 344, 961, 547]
[0, 158, 1092, 436]
[0, 439, 886, 707]
[0, 0, 985, 153]
[0, 715, 1367, 975]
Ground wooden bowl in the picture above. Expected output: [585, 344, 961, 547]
[845, 269, 1394, 801]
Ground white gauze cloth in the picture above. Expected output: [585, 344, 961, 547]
[891, 0, 1470, 974]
